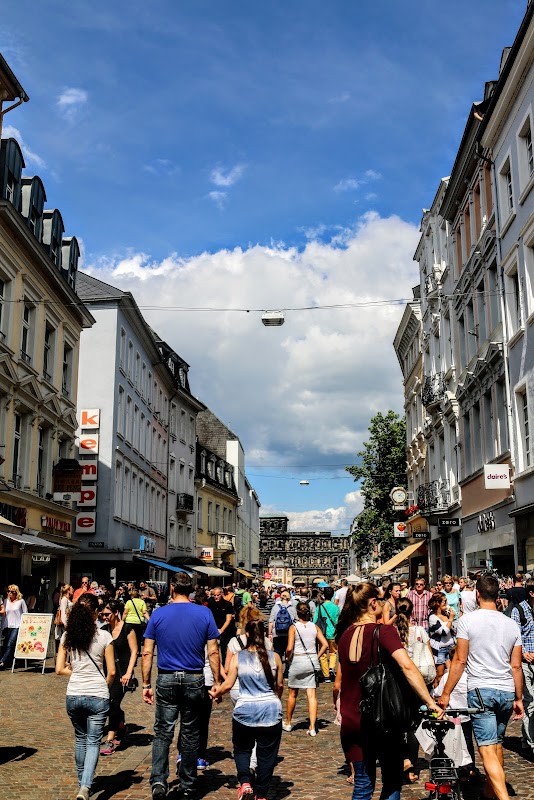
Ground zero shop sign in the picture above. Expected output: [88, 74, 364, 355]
[484, 464, 510, 490]
[438, 519, 459, 527]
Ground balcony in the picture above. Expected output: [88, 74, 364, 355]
[176, 492, 194, 513]
[421, 372, 446, 408]
[214, 532, 236, 551]
[416, 479, 450, 513]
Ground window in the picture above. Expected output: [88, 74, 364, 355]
[131, 470, 137, 526]
[500, 158, 514, 218]
[21, 303, 33, 362]
[223, 507, 228, 532]
[117, 386, 125, 436]
[120, 328, 126, 369]
[476, 281, 486, 342]
[496, 379, 509, 454]
[114, 461, 122, 517]
[228, 509, 233, 535]
[126, 396, 132, 442]
[518, 390, 531, 469]
[147, 371, 152, 406]
[472, 402, 482, 471]
[458, 314, 466, 369]
[12, 413, 21, 487]
[208, 501, 213, 532]
[462, 412, 472, 478]
[200, 450, 206, 473]
[215, 504, 220, 531]
[488, 263, 500, 331]
[526, 128, 533, 176]
[483, 391, 494, 462]
[505, 264, 522, 333]
[123, 465, 130, 523]
[180, 410, 186, 441]
[518, 115, 534, 193]
[142, 362, 147, 397]
[36, 427, 49, 496]
[135, 352, 140, 389]
[0, 278, 7, 339]
[43, 323, 54, 381]
[216, 462, 223, 483]
[140, 412, 146, 456]
[197, 496, 203, 529]
[170, 403, 177, 439]
[137, 476, 144, 528]
[207, 458, 214, 478]
[62, 344, 73, 397]
[169, 521, 177, 548]
[127, 340, 133, 379]
[133, 405, 139, 450]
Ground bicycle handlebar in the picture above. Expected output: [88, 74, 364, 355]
[420, 687, 486, 718]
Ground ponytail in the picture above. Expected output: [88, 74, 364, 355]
[395, 597, 412, 646]
[245, 619, 275, 690]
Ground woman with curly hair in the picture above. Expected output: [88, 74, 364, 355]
[210, 619, 284, 800]
[56, 593, 115, 800]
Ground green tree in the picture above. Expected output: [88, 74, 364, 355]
[347, 410, 406, 564]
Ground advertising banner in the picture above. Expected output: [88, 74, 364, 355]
[394, 521, 408, 538]
[484, 464, 510, 489]
[13, 613, 53, 673]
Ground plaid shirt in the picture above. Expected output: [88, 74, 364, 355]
[406, 589, 433, 630]
[511, 600, 534, 654]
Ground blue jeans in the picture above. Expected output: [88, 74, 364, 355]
[468, 688, 515, 746]
[233, 719, 282, 797]
[352, 737, 404, 800]
[1, 627, 19, 666]
[66, 695, 110, 788]
[151, 671, 205, 791]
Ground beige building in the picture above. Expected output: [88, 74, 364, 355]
[0, 56, 93, 602]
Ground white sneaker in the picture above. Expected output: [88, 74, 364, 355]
[282, 722, 293, 732]
[307, 729, 317, 737]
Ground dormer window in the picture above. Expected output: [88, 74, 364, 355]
[21, 177, 46, 241]
[61, 237, 80, 290]
[0, 138, 24, 211]
[43, 209, 65, 268]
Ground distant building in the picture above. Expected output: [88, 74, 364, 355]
[259, 515, 350, 585]
[195, 443, 239, 576]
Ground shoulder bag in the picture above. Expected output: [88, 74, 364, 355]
[129, 599, 147, 632]
[359, 624, 414, 736]
[316, 603, 333, 636]
[293, 622, 323, 686]
[411, 626, 436, 685]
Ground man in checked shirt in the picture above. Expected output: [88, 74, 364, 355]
[406, 577, 433, 631]
[511, 577, 534, 755]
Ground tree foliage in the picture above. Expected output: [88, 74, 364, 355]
[347, 410, 406, 565]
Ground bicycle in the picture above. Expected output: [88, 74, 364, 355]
[420, 688, 485, 800]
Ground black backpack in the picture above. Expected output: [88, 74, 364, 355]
[233, 591, 244, 617]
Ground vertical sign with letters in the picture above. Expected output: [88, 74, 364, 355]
[76, 409, 100, 535]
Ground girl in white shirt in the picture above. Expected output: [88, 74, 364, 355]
[56, 593, 115, 800]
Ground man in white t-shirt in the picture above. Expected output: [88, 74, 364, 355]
[438, 575, 523, 800]
[334, 579, 348, 611]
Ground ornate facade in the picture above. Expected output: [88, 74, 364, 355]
[259, 515, 350, 584]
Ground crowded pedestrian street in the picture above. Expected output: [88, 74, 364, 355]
[0, 668, 532, 800]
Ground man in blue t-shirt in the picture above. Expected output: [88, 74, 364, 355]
[142, 572, 220, 800]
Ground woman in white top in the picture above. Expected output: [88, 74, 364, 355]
[56, 593, 115, 800]
[55, 584, 74, 644]
[284, 601, 328, 736]
[0, 584, 28, 669]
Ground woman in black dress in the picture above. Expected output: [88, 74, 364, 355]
[99, 600, 137, 755]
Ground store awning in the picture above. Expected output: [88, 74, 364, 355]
[0, 529, 77, 553]
[134, 556, 192, 575]
[235, 567, 254, 578]
[370, 541, 426, 576]
[187, 564, 232, 577]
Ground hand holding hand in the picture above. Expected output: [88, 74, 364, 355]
[513, 699, 524, 720]
[142, 687, 154, 705]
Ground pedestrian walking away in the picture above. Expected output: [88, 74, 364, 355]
[0, 584, 28, 669]
[313, 587, 340, 681]
[284, 601, 328, 735]
[56, 593, 116, 800]
[141, 571, 221, 800]
[511, 576, 534, 755]
[438, 574, 524, 800]
[208, 586, 237, 664]
[123, 588, 150, 654]
[268, 590, 297, 665]
[333, 583, 443, 800]
[210, 618, 284, 800]
[99, 600, 138, 755]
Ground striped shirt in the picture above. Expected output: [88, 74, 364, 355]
[511, 600, 534, 654]
[406, 589, 432, 630]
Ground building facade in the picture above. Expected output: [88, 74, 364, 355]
[259, 515, 351, 584]
[73, 273, 203, 585]
[0, 60, 94, 601]
[196, 409, 260, 572]
[195, 443, 239, 570]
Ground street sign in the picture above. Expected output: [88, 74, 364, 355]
[263, 571, 272, 580]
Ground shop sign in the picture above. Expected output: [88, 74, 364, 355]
[412, 532, 428, 540]
[32, 554, 51, 563]
[78, 488, 97, 507]
[0, 501, 27, 528]
[484, 464, 510, 489]
[81, 459, 98, 481]
[200, 546, 214, 561]
[140, 535, 156, 554]
[263, 571, 273, 580]
[41, 516, 71, 534]
[14, 613, 53, 662]
[437, 519, 460, 527]
[76, 512, 96, 534]
[394, 522, 408, 538]
[88, 541, 105, 548]
[477, 511, 496, 533]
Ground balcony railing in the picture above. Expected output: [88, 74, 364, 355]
[416, 479, 450, 513]
[176, 492, 194, 513]
[421, 372, 446, 407]
[11, 473, 21, 489]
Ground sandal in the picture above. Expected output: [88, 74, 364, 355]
[100, 741, 117, 756]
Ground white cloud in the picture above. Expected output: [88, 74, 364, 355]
[2, 124, 46, 170]
[329, 91, 351, 104]
[84, 211, 419, 501]
[57, 87, 88, 121]
[210, 163, 246, 187]
[281, 489, 364, 533]
[143, 158, 180, 177]
[334, 169, 381, 193]
[208, 190, 227, 209]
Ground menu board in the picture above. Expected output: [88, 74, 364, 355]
[14, 613, 53, 661]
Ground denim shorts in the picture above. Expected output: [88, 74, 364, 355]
[435, 646, 451, 666]
[467, 688, 515, 746]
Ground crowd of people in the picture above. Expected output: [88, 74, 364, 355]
[1, 570, 533, 800]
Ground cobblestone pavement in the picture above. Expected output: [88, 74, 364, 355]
[0, 666, 533, 800]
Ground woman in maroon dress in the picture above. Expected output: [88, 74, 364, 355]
[333, 583, 442, 800]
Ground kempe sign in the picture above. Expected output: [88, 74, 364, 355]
[484, 464, 511, 490]
[76, 409, 100, 535]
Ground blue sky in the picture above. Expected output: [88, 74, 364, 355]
[1, 0, 527, 531]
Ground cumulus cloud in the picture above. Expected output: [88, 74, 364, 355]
[333, 169, 381, 193]
[84, 212, 419, 530]
[281, 489, 364, 532]
[57, 87, 88, 121]
[210, 163, 246, 187]
[2, 124, 46, 170]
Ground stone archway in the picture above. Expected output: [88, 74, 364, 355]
[311, 576, 327, 584]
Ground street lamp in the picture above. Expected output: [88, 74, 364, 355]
[262, 311, 285, 326]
